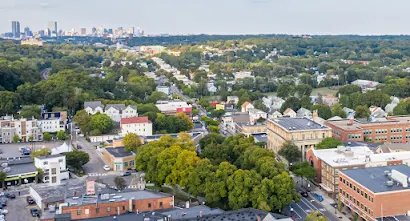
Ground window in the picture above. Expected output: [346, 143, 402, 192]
[52, 176, 57, 183]
[122, 206, 125, 211]
[132, 205, 136, 210]
[77, 210, 81, 215]
[51, 168, 57, 175]
[96, 208, 100, 213]
[322, 133, 325, 138]
[116, 206, 119, 212]
[148, 203, 151, 208]
[160, 202, 163, 207]
[353, 186, 356, 191]
[43, 161, 48, 165]
[124, 162, 129, 167]
[107, 207, 111, 212]
[357, 188, 360, 193]
[59, 159, 63, 163]
[340, 177, 342, 182]
[130, 160, 135, 166]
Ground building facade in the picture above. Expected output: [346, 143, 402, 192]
[34, 154, 69, 185]
[155, 100, 192, 115]
[102, 147, 135, 172]
[267, 118, 332, 159]
[120, 116, 153, 136]
[325, 116, 410, 143]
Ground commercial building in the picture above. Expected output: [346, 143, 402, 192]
[33, 181, 174, 220]
[325, 116, 410, 143]
[351, 79, 379, 92]
[306, 145, 410, 199]
[21, 38, 44, 46]
[235, 122, 267, 136]
[11, 21, 20, 38]
[267, 117, 331, 158]
[48, 21, 58, 37]
[339, 164, 410, 221]
[34, 154, 69, 185]
[0, 157, 38, 187]
[102, 147, 135, 172]
[37, 111, 67, 133]
[155, 100, 192, 115]
[120, 116, 152, 137]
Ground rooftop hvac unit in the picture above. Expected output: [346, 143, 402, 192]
[386, 180, 394, 186]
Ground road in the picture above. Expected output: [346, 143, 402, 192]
[284, 192, 341, 221]
[76, 137, 105, 175]
[170, 85, 207, 116]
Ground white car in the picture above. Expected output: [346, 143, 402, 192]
[103, 165, 111, 171]
[0, 209, 8, 215]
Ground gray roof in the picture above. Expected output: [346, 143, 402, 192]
[296, 108, 312, 117]
[84, 101, 103, 109]
[127, 105, 137, 110]
[176, 208, 289, 221]
[252, 133, 268, 143]
[105, 147, 134, 158]
[161, 205, 224, 220]
[78, 212, 167, 221]
[2, 158, 37, 176]
[105, 104, 126, 111]
[341, 164, 410, 193]
[35, 153, 65, 160]
[270, 117, 329, 131]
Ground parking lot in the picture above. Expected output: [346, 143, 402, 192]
[6, 194, 38, 221]
[0, 141, 64, 158]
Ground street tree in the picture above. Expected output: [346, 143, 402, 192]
[43, 132, 52, 141]
[278, 141, 302, 163]
[123, 133, 142, 152]
[114, 176, 127, 190]
[305, 211, 327, 221]
[73, 110, 92, 134]
[12, 135, 20, 143]
[56, 130, 67, 140]
[65, 150, 90, 171]
[355, 105, 371, 119]
[31, 148, 51, 158]
[316, 137, 343, 149]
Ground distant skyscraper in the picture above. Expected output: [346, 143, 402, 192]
[81, 28, 87, 36]
[47, 21, 58, 37]
[128, 27, 135, 36]
[24, 27, 32, 37]
[38, 30, 45, 37]
[108, 29, 113, 35]
[91, 27, 97, 35]
[11, 21, 21, 38]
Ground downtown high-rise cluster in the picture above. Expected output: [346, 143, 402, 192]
[6, 21, 144, 39]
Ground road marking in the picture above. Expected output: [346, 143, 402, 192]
[300, 197, 329, 220]
[88, 173, 108, 177]
[292, 207, 302, 219]
[295, 202, 309, 216]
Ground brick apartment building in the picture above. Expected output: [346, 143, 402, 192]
[325, 116, 410, 143]
[339, 165, 410, 221]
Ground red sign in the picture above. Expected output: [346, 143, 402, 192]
[86, 180, 95, 195]
[176, 107, 192, 114]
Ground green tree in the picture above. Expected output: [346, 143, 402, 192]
[123, 133, 142, 152]
[74, 110, 92, 134]
[12, 135, 20, 143]
[209, 125, 220, 133]
[355, 105, 370, 119]
[280, 97, 301, 113]
[28, 136, 34, 142]
[290, 162, 316, 187]
[56, 130, 67, 140]
[199, 133, 225, 149]
[43, 132, 52, 142]
[300, 96, 312, 110]
[305, 211, 327, 221]
[295, 84, 312, 97]
[278, 142, 302, 163]
[277, 85, 295, 99]
[36, 168, 44, 183]
[186, 159, 215, 197]
[19, 105, 41, 119]
[253, 100, 268, 112]
[114, 176, 127, 190]
[331, 104, 347, 118]
[312, 104, 332, 120]
[227, 169, 261, 210]
[31, 148, 51, 158]
[90, 113, 115, 134]
[316, 137, 343, 149]
[65, 150, 90, 170]
[338, 84, 361, 95]
[210, 109, 226, 119]
[0, 91, 20, 116]
[0, 171, 7, 187]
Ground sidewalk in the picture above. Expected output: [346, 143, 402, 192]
[313, 184, 351, 221]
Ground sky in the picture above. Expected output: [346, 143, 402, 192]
[0, 0, 408, 35]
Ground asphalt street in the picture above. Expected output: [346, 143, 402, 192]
[0, 141, 64, 158]
[76, 137, 105, 175]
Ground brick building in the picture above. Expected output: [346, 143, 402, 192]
[339, 165, 410, 221]
[324, 116, 410, 143]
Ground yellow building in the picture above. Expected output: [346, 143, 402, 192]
[216, 104, 225, 110]
[235, 122, 267, 136]
[21, 38, 44, 46]
[267, 117, 332, 159]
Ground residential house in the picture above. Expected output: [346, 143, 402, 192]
[369, 106, 386, 119]
[343, 107, 355, 119]
[221, 113, 250, 134]
[38, 111, 67, 133]
[351, 79, 379, 92]
[283, 108, 297, 118]
[0, 117, 16, 143]
[14, 118, 42, 142]
[269, 110, 283, 119]
[323, 94, 339, 106]
[34, 154, 69, 185]
[84, 101, 104, 115]
[120, 116, 153, 136]
[241, 101, 254, 112]
[226, 96, 239, 106]
[105, 104, 138, 123]
[207, 83, 217, 94]
[248, 108, 268, 122]
[233, 71, 253, 81]
[156, 86, 170, 95]
[296, 108, 312, 118]
[375, 142, 410, 153]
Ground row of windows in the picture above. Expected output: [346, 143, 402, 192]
[375, 129, 388, 134]
[76, 202, 164, 215]
[391, 135, 403, 140]
[340, 177, 374, 202]
[291, 133, 327, 141]
[339, 189, 373, 216]
[391, 128, 403, 133]
[348, 134, 361, 139]
[123, 160, 135, 167]
[375, 136, 387, 141]
[363, 130, 372, 135]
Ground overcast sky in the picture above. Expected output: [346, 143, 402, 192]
[0, 0, 408, 35]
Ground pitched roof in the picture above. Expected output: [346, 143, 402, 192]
[120, 116, 151, 124]
[241, 101, 251, 108]
[283, 108, 296, 115]
[84, 101, 103, 109]
[105, 104, 126, 111]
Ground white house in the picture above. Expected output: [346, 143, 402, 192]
[104, 104, 138, 122]
[226, 96, 239, 105]
[84, 101, 104, 115]
[296, 108, 312, 118]
[155, 100, 192, 115]
[207, 83, 217, 94]
[156, 86, 171, 95]
[283, 108, 297, 118]
[37, 119, 65, 133]
[122, 105, 138, 119]
[120, 116, 153, 136]
[233, 71, 253, 81]
[14, 118, 42, 142]
[248, 108, 268, 122]
[241, 101, 255, 113]
[34, 154, 69, 185]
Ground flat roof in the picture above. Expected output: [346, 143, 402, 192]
[269, 117, 330, 131]
[312, 146, 374, 167]
[341, 164, 410, 193]
[105, 147, 134, 158]
[251, 133, 268, 143]
[36, 153, 65, 160]
[326, 116, 410, 131]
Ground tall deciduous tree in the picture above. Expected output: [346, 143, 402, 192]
[316, 137, 343, 150]
[312, 104, 332, 120]
[0, 91, 20, 116]
[65, 150, 90, 170]
[90, 113, 115, 135]
[278, 142, 302, 163]
[355, 105, 370, 119]
[123, 133, 142, 152]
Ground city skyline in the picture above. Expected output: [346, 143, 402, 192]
[0, 0, 410, 35]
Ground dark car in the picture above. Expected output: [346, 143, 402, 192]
[30, 208, 39, 217]
[122, 171, 131, 176]
[127, 168, 137, 173]
[77, 145, 82, 149]
[300, 191, 309, 197]
[26, 196, 35, 204]
[5, 193, 15, 199]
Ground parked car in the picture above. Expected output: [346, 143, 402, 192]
[0, 198, 7, 206]
[103, 165, 111, 171]
[300, 191, 308, 197]
[127, 168, 137, 173]
[122, 171, 131, 177]
[26, 196, 35, 204]
[4, 193, 15, 199]
[77, 145, 82, 149]
[30, 208, 39, 217]
[312, 192, 323, 202]
[0, 209, 8, 215]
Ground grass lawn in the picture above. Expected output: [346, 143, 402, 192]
[263, 87, 338, 96]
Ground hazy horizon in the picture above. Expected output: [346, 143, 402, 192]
[1, 0, 409, 35]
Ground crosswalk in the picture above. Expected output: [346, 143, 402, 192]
[88, 173, 108, 177]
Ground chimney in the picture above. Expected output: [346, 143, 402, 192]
[312, 110, 318, 122]
[257, 215, 261, 221]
